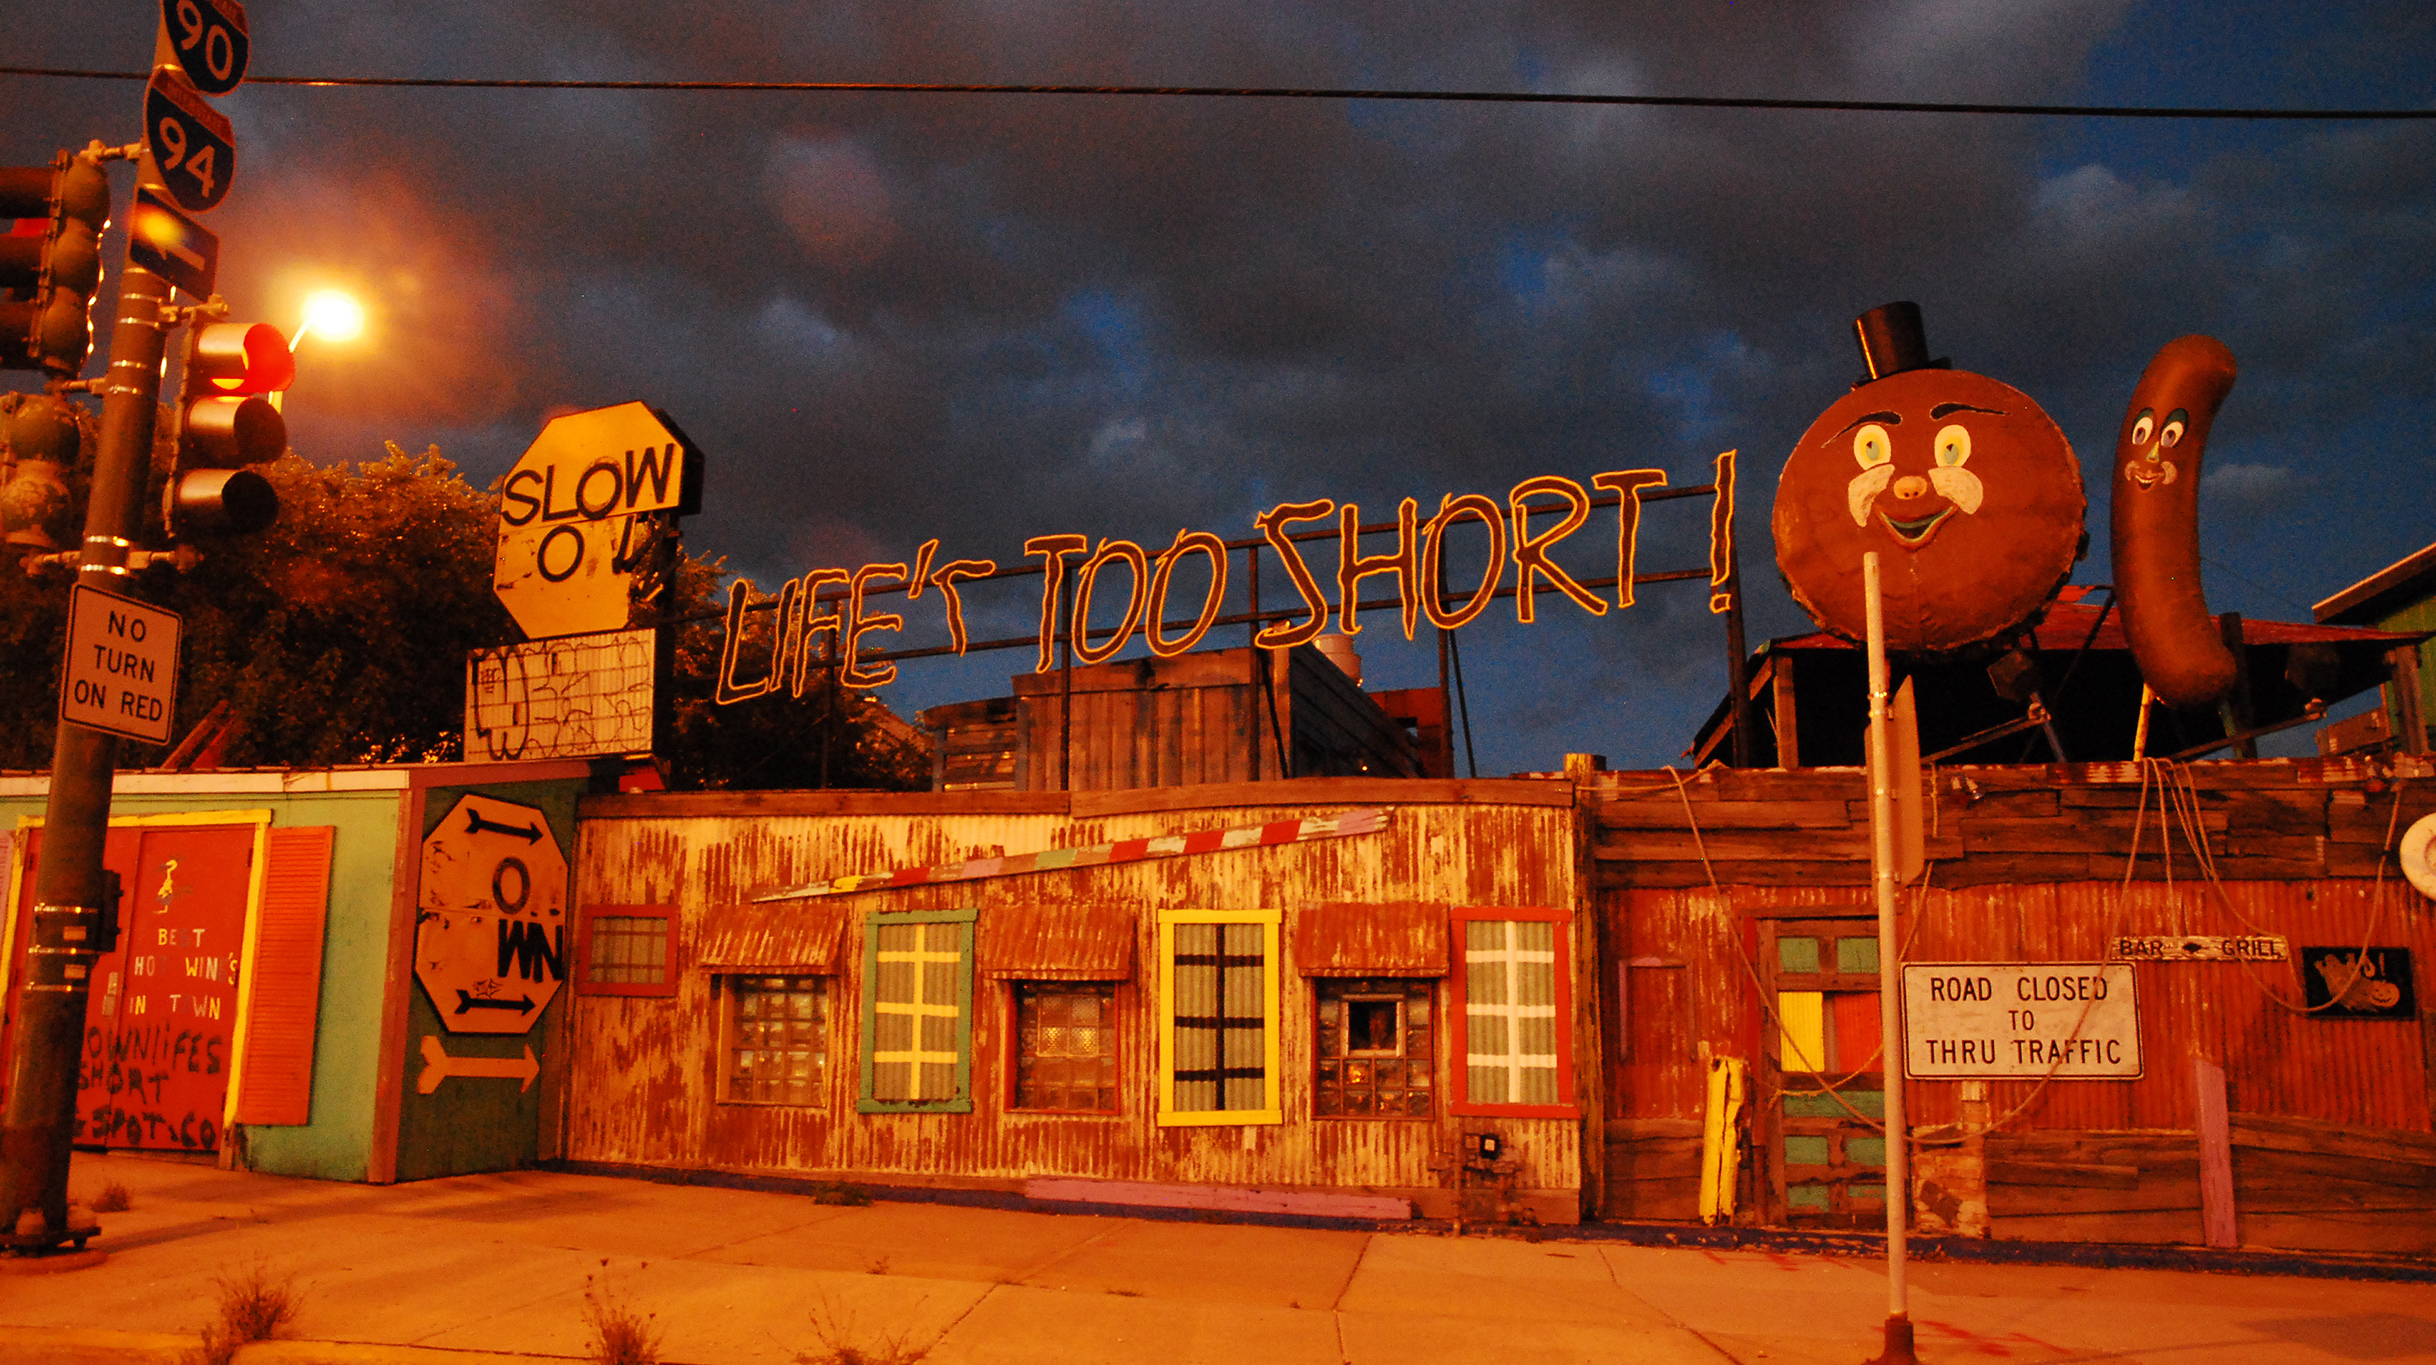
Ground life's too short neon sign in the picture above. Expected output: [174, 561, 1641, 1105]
[715, 453, 1737, 705]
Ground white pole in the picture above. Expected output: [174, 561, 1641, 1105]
[1862, 553, 1915, 1364]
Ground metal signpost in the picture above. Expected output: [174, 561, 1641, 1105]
[0, 3, 248, 1255]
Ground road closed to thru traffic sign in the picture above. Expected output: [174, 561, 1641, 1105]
[1901, 962, 2141, 1079]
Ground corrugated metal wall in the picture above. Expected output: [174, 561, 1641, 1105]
[568, 791, 1583, 1210]
[1594, 762, 2436, 1138]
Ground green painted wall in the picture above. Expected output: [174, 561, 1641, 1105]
[391, 778, 582, 1182]
[2, 788, 403, 1182]
[2369, 598, 2436, 741]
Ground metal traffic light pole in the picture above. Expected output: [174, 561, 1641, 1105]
[0, 249, 168, 1257]
[0, 26, 187, 1256]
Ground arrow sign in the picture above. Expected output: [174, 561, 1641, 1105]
[465, 806, 545, 843]
[127, 186, 218, 299]
[455, 989, 536, 1016]
[417, 1035, 539, 1094]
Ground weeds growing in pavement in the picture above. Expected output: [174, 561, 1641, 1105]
[582, 1260, 665, 1365]
[89, 1180, 132, 1213]
[183, 1262, 301, 1365]
[810, 1181, 873, 1206]
[799, 1292, 932, 1365]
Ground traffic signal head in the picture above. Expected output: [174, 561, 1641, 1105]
[176, 321, 290, 467]
[0, 391, 82, 550]
[167, 321, 290, 537]
[0, 151, 111, 377]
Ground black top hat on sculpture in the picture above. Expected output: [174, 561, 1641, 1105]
[1851, 301, 1951, 387]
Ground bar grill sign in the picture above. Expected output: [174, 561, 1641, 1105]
[1901, 963, 2140, 1080]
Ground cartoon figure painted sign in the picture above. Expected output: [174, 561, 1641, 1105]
[415, 794, 567, 1034]
[1773, 302, 2086, 656]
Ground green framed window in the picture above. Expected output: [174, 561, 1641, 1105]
[1157, 908, 1281, 1126]
[857, 909, 975, 1113]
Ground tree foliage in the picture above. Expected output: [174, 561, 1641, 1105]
[0, 417, 926, 790]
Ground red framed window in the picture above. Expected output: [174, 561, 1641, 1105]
[1450, 907, 1576, 1117]
[576, 905, 677, 997]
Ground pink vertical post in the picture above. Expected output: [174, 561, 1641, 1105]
[2194, 1055, 2236, 1249]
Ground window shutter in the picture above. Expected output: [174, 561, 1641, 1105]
[233, 826, 335, 1126]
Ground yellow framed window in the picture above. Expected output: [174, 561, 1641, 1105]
[1157, 909, 1280, 1126]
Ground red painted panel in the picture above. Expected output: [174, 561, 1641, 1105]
[79, 824, 254, 1152]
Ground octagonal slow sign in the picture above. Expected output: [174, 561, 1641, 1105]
[493, 402, 703, 641]
[416, 794, 568, 1034]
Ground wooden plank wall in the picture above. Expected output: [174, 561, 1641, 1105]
[567, 784, 1585, 1220]
[1588, 757, 2436, 1251]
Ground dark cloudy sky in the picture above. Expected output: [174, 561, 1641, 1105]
[8, 1, 2433, 773]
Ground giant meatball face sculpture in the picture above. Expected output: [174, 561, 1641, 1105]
[1773, 312, 2085, 656]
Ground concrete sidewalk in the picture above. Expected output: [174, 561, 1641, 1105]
[4, 1153, 2436, 1364]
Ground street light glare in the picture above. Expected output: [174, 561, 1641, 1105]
[297, 290, 365, 345]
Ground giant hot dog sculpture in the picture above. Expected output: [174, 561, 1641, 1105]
[2110, 335, 2239, 708]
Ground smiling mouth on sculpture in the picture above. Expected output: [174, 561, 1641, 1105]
[2125, 459, 2179, 489]
[1878, 502, 1956, 547]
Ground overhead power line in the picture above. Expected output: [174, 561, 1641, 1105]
[2, 66, 2430, 120]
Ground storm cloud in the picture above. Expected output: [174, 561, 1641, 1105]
[6, 0, 2430, 771]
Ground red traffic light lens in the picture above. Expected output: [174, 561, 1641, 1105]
[188, 320, 294, 395]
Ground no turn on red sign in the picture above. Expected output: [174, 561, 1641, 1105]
[60, 584, 182, 744]
[493, 402, 703, 640]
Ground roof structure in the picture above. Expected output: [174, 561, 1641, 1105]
[2316, 540, 2436, 626]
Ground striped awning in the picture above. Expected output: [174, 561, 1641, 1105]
[697, 903, 850, 972]
[978, 901, 1136, 981]
[1291, 902, 1448, 976]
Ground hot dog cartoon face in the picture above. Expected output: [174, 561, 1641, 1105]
[1774, 310, 2085, 655]
[2110, 335, 2239, 708]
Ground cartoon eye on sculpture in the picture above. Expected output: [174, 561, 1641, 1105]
[1773, 302, 2086, 657]
[1773, 301, 2243, 713]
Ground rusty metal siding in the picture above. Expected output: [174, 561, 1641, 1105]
[1603, 878, 2436, 1138]
[1290, 902, 1449, 976]
[568, 797, 1582, 1203]
[696, 903, 850, 971]
[976, 899, 1136, 980]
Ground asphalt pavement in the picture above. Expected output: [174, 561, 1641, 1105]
[3, 1152, 2435, 1363]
